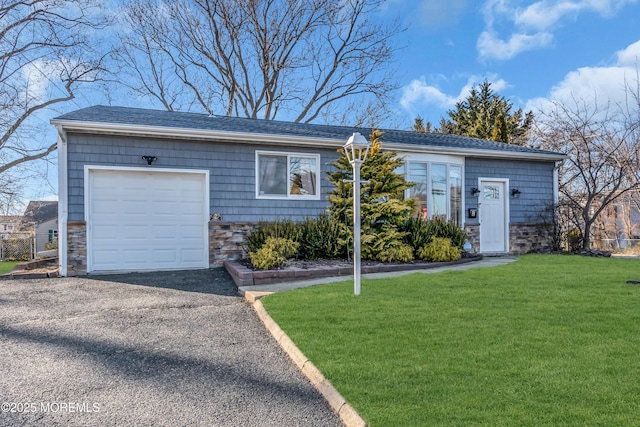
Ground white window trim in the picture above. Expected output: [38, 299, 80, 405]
[255, 150, 321, 200]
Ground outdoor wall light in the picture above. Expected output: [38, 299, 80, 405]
[511, 188, 521, 198]
[471, 187, 480, 196]
[142, 155, 157, 165]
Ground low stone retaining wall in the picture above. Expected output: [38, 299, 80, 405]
[225, 256, 482, 287]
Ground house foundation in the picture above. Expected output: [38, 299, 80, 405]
[464, 222, 552, 255]
[64, 221, 553, 276]
[65, 221, 257, 275]
[67, 221, 87, 275]
[209, 221, 257, 267]
[509, 222, 553, 253]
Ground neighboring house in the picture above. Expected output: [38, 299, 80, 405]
[592, 191, 640, 249]
[51, 105, 566, 276]
[22, 201, 58, 254]
[0, 216, 22, 239]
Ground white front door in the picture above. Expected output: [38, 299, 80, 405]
[479, 180, 508, 253]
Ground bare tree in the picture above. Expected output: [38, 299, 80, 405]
[0, 0, 107, 188]
[114, 0, 402, 124]
[533, 89, 640, 250]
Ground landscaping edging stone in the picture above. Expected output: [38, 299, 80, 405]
[225, 256, 483, 287]
[1, 257, 60, 279]
[252, 299, 367, 427]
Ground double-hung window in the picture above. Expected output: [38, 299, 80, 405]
[256, 151, 320, 200]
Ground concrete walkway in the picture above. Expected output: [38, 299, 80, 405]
[239, 256, 518, 300]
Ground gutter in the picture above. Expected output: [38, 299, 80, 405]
[50, 119, 567, 163]
[55, 125, 68, 277]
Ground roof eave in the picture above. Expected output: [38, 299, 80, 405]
[50, 119, 567, 162]
[383, 142, 567, 162]
[50, 119, 346, 147]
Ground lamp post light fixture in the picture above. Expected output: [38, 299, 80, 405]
[343, 132, 371, 296]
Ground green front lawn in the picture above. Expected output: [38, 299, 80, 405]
[262, 255, 640, 426]
[0, 261, 20, 275]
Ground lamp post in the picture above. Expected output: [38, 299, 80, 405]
[343, 132, 371, 296]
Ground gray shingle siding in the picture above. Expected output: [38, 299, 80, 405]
[67, 133, 557, 225]
[465, 158, 555, 224]
[55, 105, 564, 158]
[66, 133, 341, 223]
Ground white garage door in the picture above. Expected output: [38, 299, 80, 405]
[87, 167, 209, 272]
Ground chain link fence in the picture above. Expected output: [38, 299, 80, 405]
[0, 234, 34, 261]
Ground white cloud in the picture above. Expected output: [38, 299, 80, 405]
[477, 30, 553, 60]
[400, 75, 509, 116]
[525, 38, 640, 113]
[616, 39, 640, 66]
[479, 0, 639, 60]
[515, 0, 637, 30]
[515, 1, 583, 31]
[399, 78, 457, 114]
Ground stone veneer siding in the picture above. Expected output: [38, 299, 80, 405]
[209, 222, 257, 267]
[67, 221, 87, 275]
[464, 223, 480, 254]
[65, 221, 551, 275]
[464, 222, 552, 255]
[509, 222, 552, 254]
[64, 221, 256, 275]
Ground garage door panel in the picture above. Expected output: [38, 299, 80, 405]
[120, 225, 154, 239]
[180, 226, 204, 239]
[88, 169, 208, 272]
[181, 249, 205, 262]
[151, 250, 178, 263]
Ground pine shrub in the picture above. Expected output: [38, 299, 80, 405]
[417, 237, 461, 262]
[247, 219, 303, 253]
[401, 217, 468, 256]
[249, 237, 299, 270]
[299, 214, 344, 259]
[326, 129, 416, 262]
[373, 239, 414, 263]
[567, 229, 583, 252]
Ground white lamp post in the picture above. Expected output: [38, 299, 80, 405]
[343, 132, 371, 296]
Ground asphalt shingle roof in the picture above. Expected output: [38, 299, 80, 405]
[22, 201, 57, 224]
[53, 105, 564, 158]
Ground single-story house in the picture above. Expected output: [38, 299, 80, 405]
[51, 105, 565, 276]
[21, 200, 58, 253]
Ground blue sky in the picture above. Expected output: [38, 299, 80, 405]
[20, 0, 640, 204]
[389, 0, 640, 127]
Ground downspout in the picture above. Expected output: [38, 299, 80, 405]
[553, 161, 561, 206]
[553, 160, 562, 251]
[56, 125, 68, 276]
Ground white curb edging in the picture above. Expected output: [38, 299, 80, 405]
[251, 298, 367, 427]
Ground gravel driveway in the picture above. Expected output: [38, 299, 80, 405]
[0, 269, 342, 427]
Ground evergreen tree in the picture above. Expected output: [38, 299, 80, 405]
[490, 112, 509, 143]
[327, 129, 416, 262]
[413, 117, 431, 132]
[441, 80, 532, 145]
